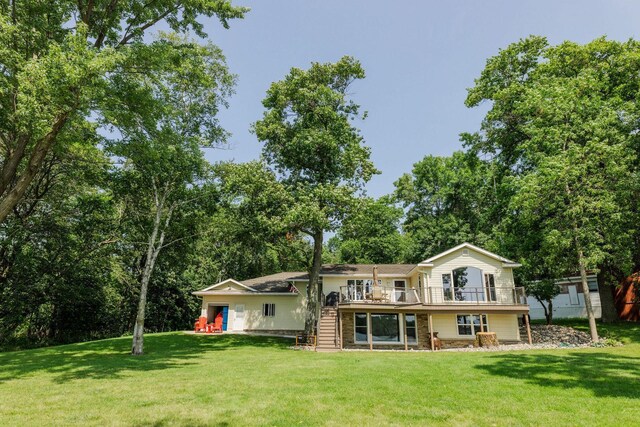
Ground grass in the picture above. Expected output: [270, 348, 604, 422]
[1, 320, 639, 426]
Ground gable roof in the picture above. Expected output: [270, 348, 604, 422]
[243, 272, 308, 293]
[201, 278, 256, 292]
[195, 272, 308, 295]
[419, 242, 520, 267]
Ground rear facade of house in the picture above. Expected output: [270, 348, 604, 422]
[193, 243, 530, 349]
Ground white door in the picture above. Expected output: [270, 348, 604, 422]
[394, 280, 407, 302]
[568, 285, 579, 305]
[233, 304, 245, 330]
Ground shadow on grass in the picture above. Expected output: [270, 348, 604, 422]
[0, 333, 292, 384]
[476, 351, 640, 399]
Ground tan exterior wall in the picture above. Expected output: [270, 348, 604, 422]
[431, 312, 520, 342]
[487, 313, 520, 341]
[423, 247, 516, 303]
[322, 275, 418, 303]
[200, 286, 307, 332]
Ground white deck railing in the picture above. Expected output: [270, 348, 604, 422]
[426, 286, 527, 305]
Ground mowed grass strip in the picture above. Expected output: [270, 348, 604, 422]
[1, 321, 639, 426]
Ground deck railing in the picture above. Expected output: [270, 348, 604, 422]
[426, 286, 527, 305]
[339, 285, 421, 304]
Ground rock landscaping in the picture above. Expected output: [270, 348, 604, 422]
[296, 324, 619, 352]
[521, 324, 592, 346]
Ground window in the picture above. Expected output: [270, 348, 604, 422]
[405, 314, 417, 344]
[587, 278, 599, 292]
[355, 313, 413, 343]
[484, 273, 496, 301]
[371, 313, 400, 342]
[442, 273, 452, 301]
[456, 314, 488, 336]
[394, 280, 407, 302]
[355, 313, 368, 342]
[453, 267, 484, 302]
[262, 303, 275, 317]
[347, 279, 365, 300]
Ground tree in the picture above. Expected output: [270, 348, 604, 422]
[394, 151, 495, 262]
[524, 279, 561, 325]
[0, 0, 247, 224]
[327, 196, 407, 264]
[186, 161, 310, 285]
[104, 36, 236, 355]
[0, 145, 123, 347]
[466, 36, 640, 340]
[253, 56, 378, 335]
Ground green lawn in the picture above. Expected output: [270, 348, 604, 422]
[1, 321, 639, 426]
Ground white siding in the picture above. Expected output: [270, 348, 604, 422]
[431, 313, 520, 341]
[528, 292, 602, 320]
[200, 283, 308, 332]
[424, 247, 516, 303]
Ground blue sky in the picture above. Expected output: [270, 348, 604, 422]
[196, 0, 640, 197]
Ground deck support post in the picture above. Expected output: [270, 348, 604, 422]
[339, 310, 343, 350]
[524, 313, 532, 345]
[428, 313, 434, 351]
[368, 313, 373, 351]
[404, 314, 408, 351]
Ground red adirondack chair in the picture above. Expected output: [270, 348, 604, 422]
[194, 316, 208, 333]
[207, 312, 223, 333]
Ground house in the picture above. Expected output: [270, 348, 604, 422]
[527, 274, 602, 320]
[193, 243, 531, 350]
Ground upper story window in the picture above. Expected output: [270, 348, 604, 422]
[452, 266, 483, 302]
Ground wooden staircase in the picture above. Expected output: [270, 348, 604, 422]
[316, 307, 340, 352]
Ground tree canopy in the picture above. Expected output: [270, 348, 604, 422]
[254, 56, 378, 335]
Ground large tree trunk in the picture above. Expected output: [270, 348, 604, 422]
[304, 229, 323, 337]
[0, 113, 69, 223]
[131, 223, 161, 356]
[131, 187, 172, 356]
[598, 269, 619, 323]
[578, 249, 599, 341]
[131, 250, 157, 356]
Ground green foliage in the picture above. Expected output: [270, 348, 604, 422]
[466, 36, 640, 278]
[254, 56, 378, 333]
[184, 162, 310, 287]
[394, 151, 495, 262]
[524, 279, 561, 304]
[327, 196, 407, 264]
[254, 56, 379, 234]
[0, 0, 247, 222]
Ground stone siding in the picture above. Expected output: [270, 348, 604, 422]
[340, 311, 432, 350]
[341, 312, 355, 347]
